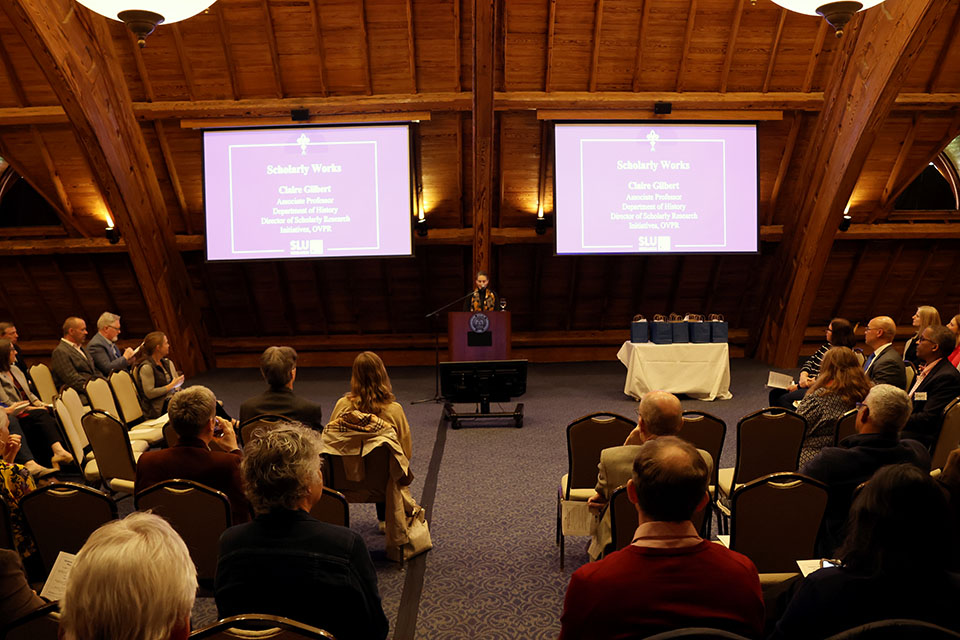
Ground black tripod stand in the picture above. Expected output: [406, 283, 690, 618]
[412, 291, 476, 405]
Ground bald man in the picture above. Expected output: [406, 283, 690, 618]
[586, 391, 712, 560]
[863, 316, 907, 389]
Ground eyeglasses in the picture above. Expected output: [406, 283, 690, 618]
[855, 402, 868, 411]
[916, 336, 931, 343]
[864, 326, 878, 333]
[107, 325, 120, 331]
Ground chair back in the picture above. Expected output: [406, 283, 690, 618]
[733, 409, 806, 484]
[54, 396, 89, 462]
[28, 364, 57, 405]
[0, 500, 13, 550]
[822, 618, 960, 639]
[309, 488, 349, 527]
[641, 628, 752, 640]
[61, 386, 90, 432]
[608, 485, 635, 553]
[135, 479, 232, 585]
[80, 410, 137, 484]
[904, 362, 917, 391]
[833, 408, 859, 447]
[110, 370, 144, 424]
[853, 348, 865, 367]
[2, 602, 60, 640]
[189, 614, 336, 639]
[20, 482, 117, 576]
[681, 411, 725, 485]
[240, 414, 288, 447]
[564, 413, 635, 498]
[164, 421, 180, 448]
[931, 397, 960, 470]
[86, 377, 121, 422]
[323, 446, 391, 504]
[729, 472, 828, 573]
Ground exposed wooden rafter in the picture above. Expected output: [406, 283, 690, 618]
[171, 25, 196, 101]
[473, 0, 495, 275]
[801, 21, 829, 93]
[589, 0, 604, 92]
[545, 0, 556, 92]
[719, 0, 744, 93]
[762, 9, 787, 93]
[406, 0, 418, 92]
[260, 0, 284, 98]
[874, 114, 921, 221]
[358, 0, 373, 95]
[675, 0, 697, 92]
[766, 111, 802, 225]
[213, 3, 239, 100]
[306, 0, 328, 97]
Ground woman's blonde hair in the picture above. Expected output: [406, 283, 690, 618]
[808, 346, 871, 406]
[347, 351, 395, 414]
[915, 305, 941, 338]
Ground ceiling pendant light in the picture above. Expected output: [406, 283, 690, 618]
[75, 1, 216, 47]
[769, 1, 885, 37]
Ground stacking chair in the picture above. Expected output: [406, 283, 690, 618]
[309, 487, 350, 527]
[20, 482, 117, 577]
[2, 601, 60, 640]
[905, 362, 917, 391]
[135, 479, 231, 592]
[716, 408, 806, 533]
[189, 614, 337, 639]
[931, 398, 960, 470]
[87, 377, 163, 445]
[110, 370, 168, 435]
[607, 485, 635, 553]
[727, 472, 828, 573]
[833, 408, 859, 447]
[80, 410, 142, 495]
[322, 445, 391, 506]
[53, 397, 102, 483]
[27, 364, 57, 405]
[556, 412, 635, 567]
[823, 618, 960, 639]
[240, 414, 288, 447]
[681, 411, 725, 534]
[641, 628, 752, 640]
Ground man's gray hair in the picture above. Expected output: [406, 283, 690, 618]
[241, 423, 322, 515]
[639, 390, 683, 436]
[260, 346, 297, 389]
[167, 385, 217, 439]
[865, 384, 912, 434]
[97, 312, 120, 331]
[59, 512, 197, 640]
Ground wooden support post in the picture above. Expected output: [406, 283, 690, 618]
[756, 1, 946, 367]
[472, 0, 495, 276]
[4, 0, 214, 375]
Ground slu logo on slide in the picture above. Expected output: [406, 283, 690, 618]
[290, 239, 324, 255]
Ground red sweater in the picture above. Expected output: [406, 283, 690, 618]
[559, 541, 764, 639]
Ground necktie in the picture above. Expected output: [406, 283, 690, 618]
[863, 353, 875, 371]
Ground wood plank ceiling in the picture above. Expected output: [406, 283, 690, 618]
[0, 0, 957, 371]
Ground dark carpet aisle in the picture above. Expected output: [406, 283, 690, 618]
[182, 356, 789, 638]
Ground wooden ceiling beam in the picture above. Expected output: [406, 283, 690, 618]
[3, 0, 214, 374]
[0, 29, 28, 106]
[676, 0, 697, 93]
[472, 0, 495, 276]
[765, 111, 802, 225]
[259, 0, 284, 98]
[453, 0, 461, 92]
[762, 9, 787, 94]
[0, 137, 74, 236]
[358, 0, 373, 95]
[406, 0, 418, 93]
[926, 3, 960, 93]
[719, 0, 745, 93]
[545, 0, 556, 92]
[536, 109, 782, 121]
[153, 120, 193, 234]
[127, 30, 155, 101]
[631, 0, 650, 92]
[213, 3, 239, 100]
[29, 126, 88, 238]
[874, 113, 920, 220]
[755, 0, 949, 368]
[801, 21, 829, 93]
[589, 0, 604, 92]
[306, 0, 328, 97]
[496, 91, 825, 110]
[171, 25, 196, 101]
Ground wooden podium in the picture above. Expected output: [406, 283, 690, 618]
[447, 311, 511, 361]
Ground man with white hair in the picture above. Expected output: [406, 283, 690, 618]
[87, 312, 136, 377]
[862, 316, 906, 389]
[801, 383, 929, 556]
[59, 512, 197, 640]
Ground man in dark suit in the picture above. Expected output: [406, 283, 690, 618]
[87, 312, 135, 377]
[50, 317, 102, 401]
[239, 346, 323, 430]
[902, 324, 960, 448]
[135, 385, 250, 522]
[862, 315, 907, 389]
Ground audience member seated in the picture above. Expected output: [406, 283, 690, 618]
[947, 314, 960, 368]
[796, 347, 870, 467]
[0, 412, 38, 559]
[862, 316, 907, 388]
[801, 384, 929, 557]
[135, 331, 184, 419]
[86, 312, 136, 377]
[903, 305, 940, 367]
[59, 512, 197, 640]
[329, 351, 412, 530]
[937, 447, 960, 535]
[771, 464, 960, 638]
[0, 339, 74, 471]
[559, 437, 764, 639]
[770, 317, 855, 409]
[0, 548, 44, 628]
[50, 317, 102, 403]
[215, 423, 389, 640]
[135, 385, 249, 522]
[901, 324, 960, 448]
[0, 323, 27, 373]
[239, 346, 323, 430]
[586, 391, 712, 561]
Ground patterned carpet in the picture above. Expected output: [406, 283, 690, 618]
[157, 357, 781, 638]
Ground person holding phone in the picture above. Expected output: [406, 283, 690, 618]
[134, 331, 185, 419]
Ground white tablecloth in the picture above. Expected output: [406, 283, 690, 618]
[617, 341, 733, 401]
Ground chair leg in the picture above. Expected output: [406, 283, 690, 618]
[556, 492, 562, 546]
[559, 532, 565, 569]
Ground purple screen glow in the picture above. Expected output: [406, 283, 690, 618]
[204, 125, 413, 261]
[554, 123, 758, 254]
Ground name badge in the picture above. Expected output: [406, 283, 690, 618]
[915, 392, 928, 401]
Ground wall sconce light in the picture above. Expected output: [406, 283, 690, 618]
[838, 214, 853, 232]
[535, 206, 553, 236]
[105, 225, 121, 244]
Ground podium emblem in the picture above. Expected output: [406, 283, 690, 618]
[469, 312, 490, 333]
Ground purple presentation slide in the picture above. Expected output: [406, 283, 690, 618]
[554, 123, 758, 254]
[204, 125, 413, 260]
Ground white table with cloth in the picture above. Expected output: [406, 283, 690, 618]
[617, 341, 733, 401]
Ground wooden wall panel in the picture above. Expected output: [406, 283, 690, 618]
[129, 25, 192, 101]
[268, 0, 327, 97]
[594, 0, 644, 91]
[548, 0, 595, 91]
[366, 0, 416, 94]
[419, 114, 463, 228]
[498, 111, 540, 227]
[503, 0, 549, 91]
[176, 13, 237, 100]
[767, 15, 823, 92]
[221, 0, 286, 98]
[677, 3, 731, 92]
[317, 0, 375, 95]
[413, 0, 461, 92]
[0, 16, 55, 105]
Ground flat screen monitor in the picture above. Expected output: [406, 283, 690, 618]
[553, 122, 758, 255]
[440, 359, 528, 404]
[203, 124, 413, 261]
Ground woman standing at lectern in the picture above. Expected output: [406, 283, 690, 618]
[465, 271, 497, 311]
